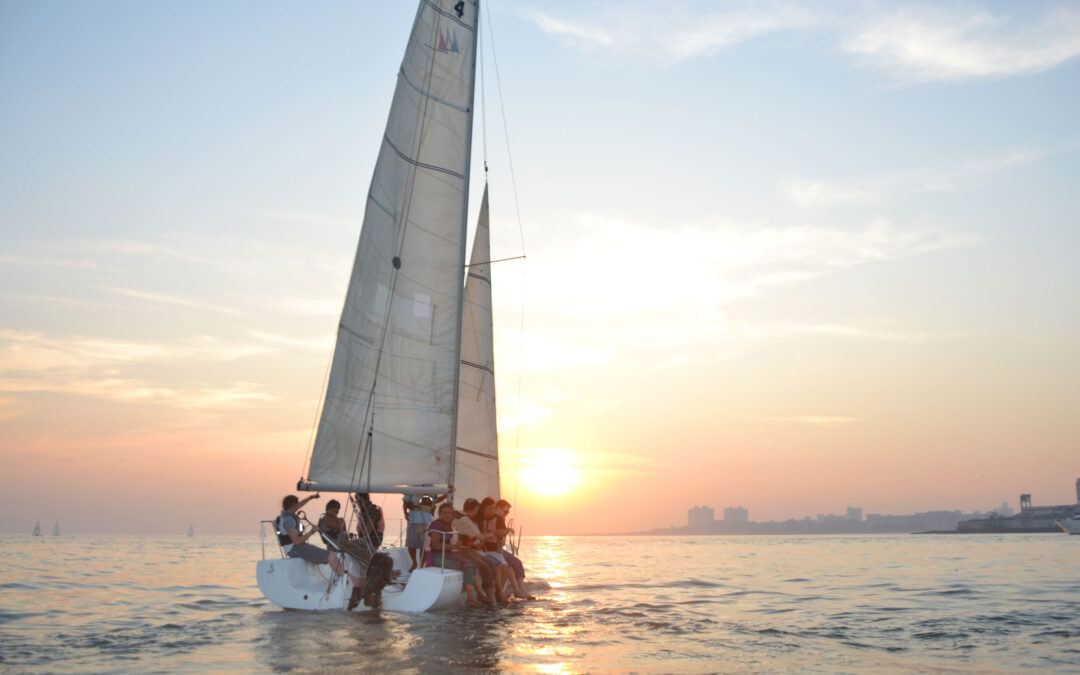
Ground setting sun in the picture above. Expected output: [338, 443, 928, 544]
[519, 449, 582, 497]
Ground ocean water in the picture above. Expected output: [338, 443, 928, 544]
[1, 533, 1078, 673]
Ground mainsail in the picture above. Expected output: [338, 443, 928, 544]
[304, 0, 479, 494]
[454, 187, 500, 502]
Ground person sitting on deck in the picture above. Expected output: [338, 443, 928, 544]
[453, 498, 500, 607]
[425, 503, 482, 607]
[353, 493, 385, 548]
[277, 494, 358, 585]
[478, 497, 534, 600]
[319, 500, 372, 564]
[495, 499, 531, 593]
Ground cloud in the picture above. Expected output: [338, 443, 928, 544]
[780, 178, 881, 208]
[528, 214, 979, 320]
[529, 13, 613, 50]
[781, 145, 1058, 208]
[526, 3, 814, 64]
[108, 287, 255, 317]
[844, 7, 1080, 82]
[757, 416, 858, 426]
[734, 321, 962, 344]
[0, 330, 277, 409]
[0, 254, 99, 270]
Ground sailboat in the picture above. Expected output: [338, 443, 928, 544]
[188, 524, 194, 537]
[52, 522, 60, 536]
[32, 520, 41, 536]
[257, 0, 500, 613]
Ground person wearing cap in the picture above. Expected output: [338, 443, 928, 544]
[403, 492, 445, 571]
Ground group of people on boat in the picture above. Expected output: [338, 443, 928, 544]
[423, 496, 534, 608]
[275, 491, 532, 609]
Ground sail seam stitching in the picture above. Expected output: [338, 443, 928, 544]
[384, 135, 465, 180]
[401, 69, 470, 113]
[456, 446, 497, 460]
[460, 359, 492, 374]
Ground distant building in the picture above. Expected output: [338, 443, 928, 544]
[724, 506, 748, 522]
[688, 505, 715, 529]
[846, 507, 863, 522]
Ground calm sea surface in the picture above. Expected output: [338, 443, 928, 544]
[1, 533, 1077, 673]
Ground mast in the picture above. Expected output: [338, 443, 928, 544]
[448, 0, 481, 498]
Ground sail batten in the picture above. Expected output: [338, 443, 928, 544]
[306, 0, 479, 493]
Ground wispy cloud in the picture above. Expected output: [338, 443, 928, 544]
[530, 13, 613, 50]
[781, 145, 1058, 208]
[109, 287, 254, 317]
[527, 214, 979, 320]
[0, 330, 278, 409]
[526, 3, 814, 64]
[0, 254, 99, 270]
[844, 6, 1080, 82]
[757, 416, 858, 426]
[734, 321, 962, 344]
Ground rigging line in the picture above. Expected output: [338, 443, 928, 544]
[483, 6, 526, 256]
[478, 6, 488, 178]
[466, 254, 525, 267]
[299, 342, 335, 480]
[482, 7, 527, 507]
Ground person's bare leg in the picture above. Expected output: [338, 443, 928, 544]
[331, 553, 361, 586]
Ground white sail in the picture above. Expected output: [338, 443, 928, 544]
[305, 0, 479, 494]
[454, 187, 500, 502]
[32, 520, 40, 536]
[52, 522, 60, 536]
[187, 524, 194, 537]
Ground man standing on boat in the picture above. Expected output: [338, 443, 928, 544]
[403, 492, 446, 571]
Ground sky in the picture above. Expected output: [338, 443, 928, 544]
[1, 0, 1078, 535]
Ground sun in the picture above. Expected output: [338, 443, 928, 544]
[519, 449, 581, 497]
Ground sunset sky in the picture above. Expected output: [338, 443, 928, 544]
[2, 1, 1079, 535]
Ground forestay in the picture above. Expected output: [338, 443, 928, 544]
[454, 187, 500, 502]
[306, 0, 479, 493]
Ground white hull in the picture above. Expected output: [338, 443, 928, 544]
[1054, 517, 1080, 535]
[256, 546, 465, 613]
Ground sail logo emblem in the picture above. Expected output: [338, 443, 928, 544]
[436, 26, 460, 53]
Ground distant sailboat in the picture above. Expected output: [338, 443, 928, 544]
[187, 524, 194, 537]
[32, 520, 41, 536]
[52, 522, 60, 536]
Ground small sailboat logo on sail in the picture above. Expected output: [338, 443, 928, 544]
[436, 27, 460, 53]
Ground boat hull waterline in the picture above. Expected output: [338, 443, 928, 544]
[256, 546, 465, 612]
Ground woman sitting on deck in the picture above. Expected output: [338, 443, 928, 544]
[425, 502, 482, 607]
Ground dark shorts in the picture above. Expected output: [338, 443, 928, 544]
[287, 542, 331, 565]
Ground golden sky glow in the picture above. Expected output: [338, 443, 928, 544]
[2, 2, 1080, 535]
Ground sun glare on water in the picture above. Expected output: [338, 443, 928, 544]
[519, 449, 581, 497]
